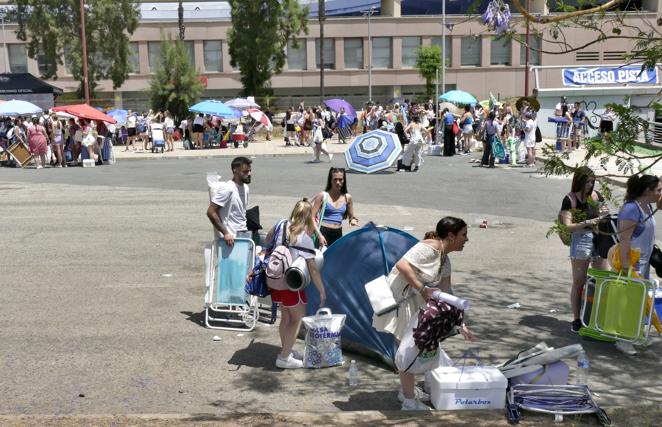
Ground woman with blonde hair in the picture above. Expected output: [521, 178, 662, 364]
[266, 199, 327, 369]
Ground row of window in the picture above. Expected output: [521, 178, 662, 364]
[7, 36, 542, 76]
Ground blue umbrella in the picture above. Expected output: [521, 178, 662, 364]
[189, 99, 236, 118]
[0, 99, 43, 116]
[106, 109, 128, 125]
[344, 129, 402, 174]
[439, 90, 478, 106]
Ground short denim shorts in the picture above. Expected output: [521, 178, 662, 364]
[569, 230, 598, 260]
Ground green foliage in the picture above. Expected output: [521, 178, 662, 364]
[227, 0, 309, 97]
[14, 0, 139, 99]
[415, 45, 442, 99]
[149, 35, 204, 122]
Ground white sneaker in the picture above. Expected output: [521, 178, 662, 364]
[398, 386, 430, 402]
[36, 165, 43, 169]
[401, 398, 432, 411]
[615, 341, 637, 355]
[275, 354, 304, 369]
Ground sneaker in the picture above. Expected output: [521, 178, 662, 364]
[398, 386, 430, 403]
[570, 319, 582, 334]
[615, 341, 637, 356]
[401, 398, 432, 411]
[275, 354, 304, 369]
[291, 350, 304, 360]
[36, 165, 43, 169]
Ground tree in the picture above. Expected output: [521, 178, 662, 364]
[227, 0, 309, 97]
[149, 35, 204, 121]
[480, 0, 661, 241]
[14, 0, 139, 99]
[415, 45, 443, 99]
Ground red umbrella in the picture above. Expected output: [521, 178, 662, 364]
[245, 107, 272, 131]
[52, 104, 117, 124]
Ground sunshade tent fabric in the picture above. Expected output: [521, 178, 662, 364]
[304, 223, 418, 366]
[0, 73, 63, 111]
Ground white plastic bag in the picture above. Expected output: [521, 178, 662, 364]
[302, 307, 346, 368]
[395, 314, 450, 374]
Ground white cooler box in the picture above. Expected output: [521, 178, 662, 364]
[428, 365, 507, 410]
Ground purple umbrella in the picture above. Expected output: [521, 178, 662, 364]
[324, 98, 357, 119]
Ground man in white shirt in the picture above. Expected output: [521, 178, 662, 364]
[206, 156, 252, 246]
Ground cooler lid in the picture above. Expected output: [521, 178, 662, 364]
[430, 366, 508, 390]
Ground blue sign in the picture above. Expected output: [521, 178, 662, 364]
[562, 66, 658, 86]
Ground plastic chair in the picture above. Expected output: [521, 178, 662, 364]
[204, 237, 259, 331]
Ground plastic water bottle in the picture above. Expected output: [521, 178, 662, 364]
[348, 360, 358, 387]
[576, 350, 589, 386]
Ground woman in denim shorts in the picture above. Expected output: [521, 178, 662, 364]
[559, 167, 609, 334]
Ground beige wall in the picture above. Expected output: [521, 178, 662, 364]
[0, 11, 657, 101]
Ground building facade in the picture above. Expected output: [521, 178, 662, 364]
[0, 0, 660, 110]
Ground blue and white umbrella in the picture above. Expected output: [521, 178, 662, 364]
[189, 99, 236, 118]
[344, 129, 402, 174]
[439, 90, 478, 106]
[0, 99, 43, 116]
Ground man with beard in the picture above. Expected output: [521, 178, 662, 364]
[207, 156, 252, 247]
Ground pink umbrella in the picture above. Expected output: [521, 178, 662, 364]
[246, 107, 272, 131]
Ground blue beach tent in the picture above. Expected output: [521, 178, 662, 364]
[305, 223, 417, 366]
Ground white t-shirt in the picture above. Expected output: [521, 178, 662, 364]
[127, 115, 136, 128]
[211, 180, 249, 235]
[193, 116, 204, 126]
[164, 117, 174, 129]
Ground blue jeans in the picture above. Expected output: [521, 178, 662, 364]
[569, 230, 597, 260]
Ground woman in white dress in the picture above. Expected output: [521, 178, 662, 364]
[402, 115, 430, 172]
[373, 217, 474, 411]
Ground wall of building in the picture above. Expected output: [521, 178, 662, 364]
[0, 7, 657, 109]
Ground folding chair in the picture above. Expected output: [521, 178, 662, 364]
[204, 237, 259, 331]
[580, 268, 658, 345]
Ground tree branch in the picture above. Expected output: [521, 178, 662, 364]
[510, 0, 627, 24]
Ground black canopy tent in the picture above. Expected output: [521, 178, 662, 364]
[0, 73, 62, 111]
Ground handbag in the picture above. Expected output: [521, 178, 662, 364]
[650, 244, 662, 277]
[452, 122, 459, 135]
[364, 275, 398, 315]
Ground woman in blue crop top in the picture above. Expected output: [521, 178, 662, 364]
[312, 167, 359, 247]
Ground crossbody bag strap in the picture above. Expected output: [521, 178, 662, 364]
[288, 245, 316, 255]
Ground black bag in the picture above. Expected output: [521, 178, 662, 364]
[535, 126, 542, 142]
[322, 126, 333, 140]
[650, 244, 662, 277]
[593, 215, 618, 259]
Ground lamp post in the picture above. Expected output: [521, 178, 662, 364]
[361, 7, 376, 104]
[319, 0, 325, 104]
[524, 0, 531, 96]
[441, 0, 446, 95]
[0, 8, 9, 73]
[79, 0, 90, 104]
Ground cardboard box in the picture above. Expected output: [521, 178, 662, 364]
[429, 365, 507, 410]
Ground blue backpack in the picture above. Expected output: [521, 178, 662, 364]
[245, 219, 287, 297]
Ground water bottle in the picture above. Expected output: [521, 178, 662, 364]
[348, 360, 358, 387]
[576, 350, 589, 386]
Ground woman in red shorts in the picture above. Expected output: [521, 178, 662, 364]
[27, 116, 49, 169]
[267, 199, 327, 369]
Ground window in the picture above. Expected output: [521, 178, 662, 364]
[8, 44, 27, 73]
[460, 36, 481, 66]
[430, 36, 452, 66]
[519, 35, 541, 66]
[287, 39, 307, 70]
[183, 40, 195, 65]
[491, 38, 511, 65]
[203, 40, 222, 72]
[148, 41, 161, 72]
[401, 36, 420, 68]
[129, 42, 140, 73]
[372, 37, 392, 68]
[315, 38, 335, 69]
[344, 38, 363, 69]
[37, 51, 54, 76]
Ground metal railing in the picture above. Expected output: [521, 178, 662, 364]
[641, 120, 662, 146]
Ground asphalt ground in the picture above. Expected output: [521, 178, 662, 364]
[1, 153, 661, 424]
